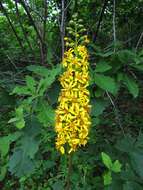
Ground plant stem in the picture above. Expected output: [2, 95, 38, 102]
[65, 154, 72, 190]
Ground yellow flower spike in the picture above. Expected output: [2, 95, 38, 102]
[55, 34, 91, 154]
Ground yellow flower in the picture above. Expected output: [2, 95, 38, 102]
[55, 42, 91, 154]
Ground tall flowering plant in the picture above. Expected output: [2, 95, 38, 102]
[55, 16, 91, 154]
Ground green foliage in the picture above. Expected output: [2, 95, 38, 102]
[101, 152, 122, 186]
[8, 106, 25, 129]
[123, 75, 139, 98]
[0, 0, 143, 189]
[8, 117, 41, 177]
[37, 101, 55, 126]
[94, 73, 117, 94]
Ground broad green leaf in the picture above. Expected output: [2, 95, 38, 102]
[117, 50, 137, 64]
[8, 117, 19, 123]
[101, 152, 112, 169]
[91, 99, 109, 116]
[0, 88, 15, 106]
[131, 64, 143, 71]
[123, 75, 139, 98]
[27, 65, 62, 77]
[8, 118, 41, 177]
[0, 132, 21, 157]
[37, 102, 55, 126]
[27, 65, 51, 76]
[92, 117, 100, 126]
[120, 165, 139, 182]
[116, 135, 135, 153]
[103, 171, 112, 186]
[123, 181, 142, 190]
[0, 165, 7, 181]
[52, 181, 64, 190]
[135, 133, 143, 148]
[11, 86, 30, 95]
[96, 51, 114, 58]
[130, 151, 143, 179]
[95, 62, 112, 73]
[112, 160, 122, 173]
[38, 70, 61, 96]
[117, 73, 124, 82]
[10, 107, 25, 129]
[104, 179, 123, 190]
[123, 182, 134, 190]
[94, 73, 117, 94]
[26, 76, 36, 93]
[8, 149, 35, 177]
[19, 135, 40, 159]
[47, 81, 61, 105]
[15, 119, 25, 129]
[44, 160, 56, 169]
[0, 138, 10, 157]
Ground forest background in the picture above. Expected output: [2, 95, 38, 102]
[0, 0, 143, 189]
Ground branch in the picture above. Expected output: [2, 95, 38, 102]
[94, 0, 108, 42]
[106, 91, 125, 136]
[15, 1, 35, 56]
[39, 0, 48, 65]
[43, 0, 48, 42]
[136, 32, 143, 50]
[61, 0, 65, 58]
[113, 0, 116, 52]
[0, 2, 26, 55]
[19, 0, 43, 44]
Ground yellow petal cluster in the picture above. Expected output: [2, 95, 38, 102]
[55, 45, 91, 154]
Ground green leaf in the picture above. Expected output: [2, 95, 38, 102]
[92, 117, 100, 126]
[27, 65, 62, 77]
[27, 65, 51, 77]
[15, 119, 25, 129]
[130, 151, 143, 179]
[0, 165, 7, 181]
[0, 88, 15, 106]
[0, 138, 10, 158]
[13, 107, 25, 129]
[44, 160, 56, 169]
[112, 160, 122, 173]
[95, 62, 112, 73]
[8, 117, 19, 123]
[135, 133, 143, 148]
[131, 64, 143, 71]
[116, 135, 135, 153]
[25, 76, 36, 93]
[94, 73, 117, 94]
[11, 86, 30, 95]
[47, 81, 61, 105]
[91, 99, 109, 116]
[37, 102, 55, 126]
[117, 73, 124, 82]
[8, 149, 35, 177]
[101, 152, 112, 169]
[123, 181, 143, 190]
[37, 66, 61, 96]
[117, 50, 137, 64]
[0, 132, 21, 157]
[123, 75, 139, 98]
[123, 181, 134, 190]
[96, 51, 114, 58]
[52, 181, 64, 190]
[103, 171, 112, 186]
[8, 118, 41, 177]
[19, 135, 40, 159]
[120, 165, 139, 182]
